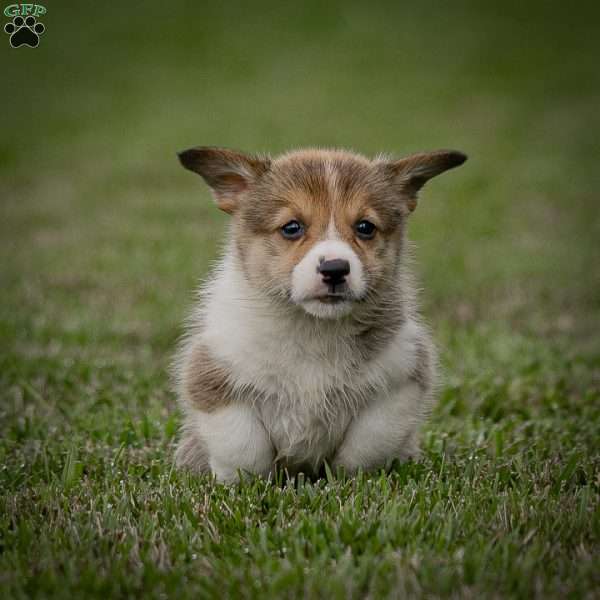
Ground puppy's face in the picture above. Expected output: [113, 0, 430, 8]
[178, 147, 466, 319]
[236, 152, 405, 319]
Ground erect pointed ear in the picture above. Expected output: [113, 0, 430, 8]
[177, 146, 270, 214]
[382, 150, 467, 213]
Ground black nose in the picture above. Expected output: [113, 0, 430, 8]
[318, 258, 350, 284]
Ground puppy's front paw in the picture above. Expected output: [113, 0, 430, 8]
[209, 456, 274, 484]
[181, 403, 275, 484]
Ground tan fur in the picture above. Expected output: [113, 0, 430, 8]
[182, 344, 233, 412]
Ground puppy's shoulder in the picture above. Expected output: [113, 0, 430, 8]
[375, 317, 437, 392]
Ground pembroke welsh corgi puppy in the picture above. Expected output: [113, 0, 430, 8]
[174, 146, 466, 483]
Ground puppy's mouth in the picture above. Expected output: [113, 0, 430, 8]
[291, 280, 365, 318]
[316, 293, 348, 304]
[314, 281, 353, 304]
[295, 291, 358, 319]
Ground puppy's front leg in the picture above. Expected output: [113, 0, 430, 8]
[187, 403, 274, 483]
[332, 382, 423, 473]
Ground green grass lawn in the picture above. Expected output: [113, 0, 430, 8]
[1, 1, 599, 597]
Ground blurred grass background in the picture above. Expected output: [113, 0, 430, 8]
[1, 1, 599, 597]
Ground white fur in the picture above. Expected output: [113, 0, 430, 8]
[180, 250, 432, 482]
[188, 403, 274, 483]
[332, 382, 422, 472]
[291, 238, 366, 319]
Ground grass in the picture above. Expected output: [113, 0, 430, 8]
[1, 1, 599, 598]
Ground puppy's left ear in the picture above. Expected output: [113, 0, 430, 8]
[383, 150, 467, 213]
[177, 146, 270, 214]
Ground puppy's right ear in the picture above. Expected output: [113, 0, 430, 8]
[177, 146, 270, 214]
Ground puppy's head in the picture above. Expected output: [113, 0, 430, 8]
[178, 146, 466, 319]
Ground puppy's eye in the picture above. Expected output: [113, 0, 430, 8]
[280, 220, 304, 240]
[355, 220, 377, 240]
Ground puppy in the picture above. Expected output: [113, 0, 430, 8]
[174, 146, 466, 483]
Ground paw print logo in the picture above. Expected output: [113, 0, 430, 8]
[4, 15, 45, 48]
